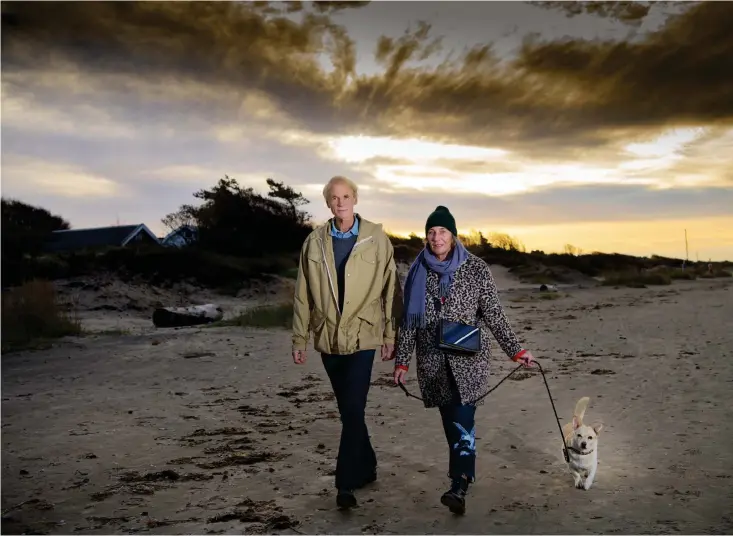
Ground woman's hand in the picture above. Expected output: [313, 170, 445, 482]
[394, 366, 407, 385]
[381, 343, 395, 361]
[518, 350, 535, 367]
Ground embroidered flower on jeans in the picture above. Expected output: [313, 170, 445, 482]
[452, 422, 476, 456]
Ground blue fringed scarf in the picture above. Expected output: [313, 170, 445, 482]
[402, 240, 469, 329]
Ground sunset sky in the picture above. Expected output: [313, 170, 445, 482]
[2, 1, 732, 260]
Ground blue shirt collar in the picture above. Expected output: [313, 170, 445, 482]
[330, 215, 359, 238]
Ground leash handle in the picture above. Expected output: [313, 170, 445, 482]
[398, 380, 423, 401]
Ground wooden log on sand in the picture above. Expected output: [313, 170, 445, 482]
[152, 304, 224, 328]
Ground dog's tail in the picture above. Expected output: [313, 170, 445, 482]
[574, 396, 590, 424]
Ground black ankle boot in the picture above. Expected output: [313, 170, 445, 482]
[336, 489, 357, 509]
[440, 477, 469, 515]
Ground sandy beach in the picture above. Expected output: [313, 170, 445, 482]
[2, 270, 733, 535]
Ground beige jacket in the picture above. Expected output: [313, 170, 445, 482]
[292, 216, 403, 355]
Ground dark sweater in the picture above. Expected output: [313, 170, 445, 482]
[332, 235, 357, 312]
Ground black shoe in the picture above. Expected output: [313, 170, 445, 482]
[441, 490, 466, 515]
[336, 489, 357, 509]
[441, 478, 468, 515]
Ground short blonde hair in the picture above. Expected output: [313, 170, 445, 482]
[323, 175, 358, 205]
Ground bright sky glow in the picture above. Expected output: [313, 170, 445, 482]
[323, 132, 723, 198]
[328, 135, 508, 163]
[370, 163, 651, 196]
[624, 127, 706, 158]
[386, 215, 733, 260]
[4, 158, 122, 198]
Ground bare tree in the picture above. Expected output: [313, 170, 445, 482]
[489, 232, 526, 252]
[563, 244, 584, 256]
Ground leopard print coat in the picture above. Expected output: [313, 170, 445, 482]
[395, 253, 524, 408]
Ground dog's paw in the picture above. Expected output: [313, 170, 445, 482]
[583, 481, 594, 491]
[575, 480, 585, 490]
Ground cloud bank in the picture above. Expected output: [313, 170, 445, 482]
[2, 1, 732, 258]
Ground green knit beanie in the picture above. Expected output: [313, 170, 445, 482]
[425, 205, 457, 236]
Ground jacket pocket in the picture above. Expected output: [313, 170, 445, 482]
[354, 247, 380, 291]
[309, 308, 326, 330]
[357, 247, 378, 265]
[307, 247, 324, 264]
[309, 308, 330, 350]
[355, 299, 382, 348]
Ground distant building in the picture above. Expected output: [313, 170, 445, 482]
[161, 224, 198, 248]
[45, 224, 160, 253]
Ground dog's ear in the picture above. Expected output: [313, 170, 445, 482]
[593, 423, 604, 435]
[573, 416, 581, 429]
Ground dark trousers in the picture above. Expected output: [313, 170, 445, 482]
[438, 363, 477, 483]
[321, 349, 377, 490]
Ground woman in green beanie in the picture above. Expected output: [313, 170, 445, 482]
[394, 205, 535, 515]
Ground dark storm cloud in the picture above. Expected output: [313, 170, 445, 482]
[348, 1, 733, 151]
[2, 1, 732, 153]
[311, 1, 371, 13]
[0, 1, 360, 133]
[514, 2, 733, 125]
[528, 1, 663, 26]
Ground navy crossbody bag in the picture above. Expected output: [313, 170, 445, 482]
[437, 318, 481, 355]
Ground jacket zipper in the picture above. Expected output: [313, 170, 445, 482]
[317, 232, 373, 318]
[318, 237, 341, 316]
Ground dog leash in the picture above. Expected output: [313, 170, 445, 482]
[397, 358, 571, 462]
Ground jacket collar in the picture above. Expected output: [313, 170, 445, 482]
[317, 215, 379, 253]
[330, 214, 360, 238]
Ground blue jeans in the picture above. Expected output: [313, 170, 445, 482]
[439, 363, 477, 483]
[321, 349, 377, 490]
